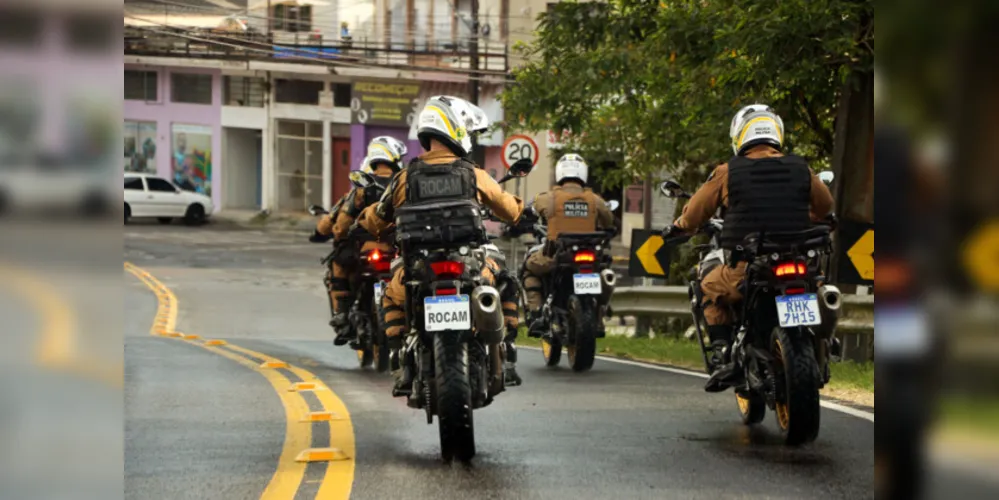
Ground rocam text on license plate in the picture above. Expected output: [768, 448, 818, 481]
[775, 293, 822, 328]
[424, 295, 472, 332]
[573, 273, 602, 295]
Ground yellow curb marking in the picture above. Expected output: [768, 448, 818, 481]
[295, 448, 350, 462]
[124, 262, 356, 500]
[300, 411, 341, 422]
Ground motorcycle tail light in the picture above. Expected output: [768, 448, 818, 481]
[774, 262, 806, 277]
[436, 287, 458, 296]
[785, 287, 807, 295]
[430, 260, 465, 279]
[369, 249, 382, 262]
[574, 250, 596, 263]
[370, 260, 391, 272]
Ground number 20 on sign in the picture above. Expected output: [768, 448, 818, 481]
[501, 134, 539, 170]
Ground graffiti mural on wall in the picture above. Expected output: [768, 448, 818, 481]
[171, 123, 212, 195]
[124, 121, 157, 173]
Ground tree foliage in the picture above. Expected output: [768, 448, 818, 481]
[501, 0, 874, 188]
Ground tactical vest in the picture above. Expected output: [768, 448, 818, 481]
[396, 158, 484, 246]
[720, 154, 812, 249]
[547, 185, 600, 240]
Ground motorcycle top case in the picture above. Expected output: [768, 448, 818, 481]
[395, 201, 486, 247]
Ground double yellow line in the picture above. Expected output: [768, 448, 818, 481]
[125, 262, 355, 499]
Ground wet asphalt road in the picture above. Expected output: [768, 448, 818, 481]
[120, 222, 984, 499]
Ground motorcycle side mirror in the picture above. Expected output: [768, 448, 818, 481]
[308, 204, 327, 216]
[658, 180, 688, 199]
[349, 170, 376, 189]
[818, 170, 835, 186]
[607, 200, 620, 211]
[498, 158, 535, 184]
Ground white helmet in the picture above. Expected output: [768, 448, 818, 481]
[729, 104, 784, 155]
[416, 95, 489, 157]
[366, 136, 407, 172]
[555, 153, 588, 185]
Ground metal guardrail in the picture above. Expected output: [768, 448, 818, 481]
[609, 285, 875, 336]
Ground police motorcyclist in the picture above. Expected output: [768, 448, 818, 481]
[662, 104, 834, 392]
[356, 96, 526, 392]
[314, 136, 407, 345]
[522, 154, 615, 337]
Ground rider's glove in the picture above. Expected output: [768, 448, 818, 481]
[309, 230, 331, 243]
[661, 224, 683, 239]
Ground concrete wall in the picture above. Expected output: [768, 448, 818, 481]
[124, 64, 223, 211]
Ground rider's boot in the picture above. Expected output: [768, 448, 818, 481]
[331, 297, 355, 346]
[527, 310, 547, 338]
[704, 325, 740, 393]
[503, 333, 522, 386]
[389, 335, 414, 397]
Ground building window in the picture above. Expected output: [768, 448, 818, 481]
[66, 13, 115, 53]
[0, 6, 42, 47]
[272, 3, 312, 33]
[274, 79, 323, 105]
[170, 73, 213, 104]
[223, 76, 266, 107]
[332, 83, 351, 107]
[124, 70, 159, 101]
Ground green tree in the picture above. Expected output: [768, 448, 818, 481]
[502, 0, 874, 188]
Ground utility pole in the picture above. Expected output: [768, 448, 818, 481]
[469, 0, 486, 168]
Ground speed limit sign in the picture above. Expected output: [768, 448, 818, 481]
[501, 134, 540, 170]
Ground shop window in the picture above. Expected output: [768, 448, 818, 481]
[170, 73, 213, 104]
[275, 79, 323, 105]
[223, 76, 265, 107]
[125, 70, 159, 101]
[333, 83, 351, 107]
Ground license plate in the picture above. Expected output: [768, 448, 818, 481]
[424, 295, 472, 332]
[573, 273, 602, 295]
[775, 294, 822, 328]
[875, 306, 930, 357]
[373, 282, 384, 304]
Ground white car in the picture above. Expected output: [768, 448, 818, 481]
[124, 173, 213, 225]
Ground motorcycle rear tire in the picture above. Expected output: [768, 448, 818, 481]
[771, 327, 821, 446]
[567, 296, 596, 372]
[434, 332, 475, 462]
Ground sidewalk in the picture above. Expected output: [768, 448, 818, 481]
[212, 209, 317, 233]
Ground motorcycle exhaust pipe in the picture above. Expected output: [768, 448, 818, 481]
[815, 284, 842, 339]
[471, 286, 505, 345]
[600, 269, 617, 304]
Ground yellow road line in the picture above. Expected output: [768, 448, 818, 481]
[124, 262, 355, 500]
[0, 264, 123, 387]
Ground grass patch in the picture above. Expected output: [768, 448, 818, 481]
[939, 396, 999, 439]
[517, 331, 873, 395]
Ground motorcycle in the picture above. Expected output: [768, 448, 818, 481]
[379, 158, 534, 462]
[659, 174, 842, 445]
[308, 171, 394, 372]
[520, 201, 619, 372]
